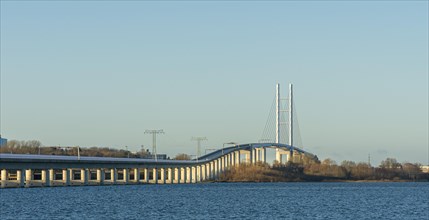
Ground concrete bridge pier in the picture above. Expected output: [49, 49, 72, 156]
[216, 158, 222, 174]
[190, 167, 195, 183]
[41, 169, 50, 187]
[201, 165, 206, 181]
[1, 169, 7, 188]
[229, 153, 234, 167]
[49, 169, 55, 186]
[262, 148, 267, 163]
[191, 167, 196, 183]
[63, 169, 70, 186]
[205, 164, 209, 181]
[69, 169, 74, 183]
[25, 169, 32, 188]
[253, 148, 258, 163]
[208, 162, 213, 180]
[180, 167, 186, 183]
[221, 157, 225, 172]
[255, 149, 259, 162]
[241, 150, 251, 164]
[123, 169, 129, 184]
[256, 148, 266, 163]
[173, 168, 177, 183]
[255, 148, 264, 163]
[173, 168, 180, 183]
[185, 167, 191, 183]
[152, 168, 158, 184]
[17, 169, 25, 187]
[195, 166, 200, 182]
[81, 169, 88, 185]
[276, 149, 293, 164]
[143, 168, 149, 183]
[235, 151, 241, 165]
[209, 162, 213, 180]
[96, 169, 104, 185]
[252, 148, 257, 164]
[159, 168, 164, 184]
[218, 158, 222, 172]
[111, 168, 117, 184]
[220, 157, 224, 172]
[292, 150, 302, 163]
[217, 159, 222, 178]
[166, 168, 173, 184]
[214, 160, 218, 179]
[41, 170, 46, 186]
[172, 168, 176, 183]
[288, 150, 294, 162]
[133, 168, 140, 183]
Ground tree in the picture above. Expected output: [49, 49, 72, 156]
[322, 158, 336, 166]
[402, 163, 421, 180]
[380, 158, 401, 169]
[352, 162, 373, 180]
[174, 153, 191, 160]
[26, 140, 42, 148]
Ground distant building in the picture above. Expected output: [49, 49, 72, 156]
[139, 149, 169, 160]
[150, 154, 168, 160]
[0, 136, 7, 147]
[420, 165, 429, 173]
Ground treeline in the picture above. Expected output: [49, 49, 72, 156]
[173, 153, 192, 160]
[1, 140, 197, 160]
[303, 158, 425, 181]
[221, 158, 428, 182]
[1, 140, 43, 154]
[0, 140, 151, 158]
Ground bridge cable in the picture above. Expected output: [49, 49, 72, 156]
[260, 96, 276, 142]
[292, 99, 304, 149]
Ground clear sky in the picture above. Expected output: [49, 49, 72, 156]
[1, 1, 428, 165]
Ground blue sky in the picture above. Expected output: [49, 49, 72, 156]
[1, 1, 428, 165]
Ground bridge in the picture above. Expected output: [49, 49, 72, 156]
[0, 83, 318, 188]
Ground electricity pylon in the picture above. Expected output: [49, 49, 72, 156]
[191, 137, 207, 160]
[145, 129, 164, 161]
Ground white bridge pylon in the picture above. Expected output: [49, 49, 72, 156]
[274, 83, 295, 163]
[275, 83, 293, 146]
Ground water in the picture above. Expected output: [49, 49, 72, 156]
[1, 182, 428, 219]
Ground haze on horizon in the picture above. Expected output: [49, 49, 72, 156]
[1, 1, 428, 166]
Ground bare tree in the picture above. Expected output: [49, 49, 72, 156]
[173, 153, 191, 160]
[380, 158, 401, 169]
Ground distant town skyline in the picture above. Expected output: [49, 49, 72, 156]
[1, 1, 428, 165]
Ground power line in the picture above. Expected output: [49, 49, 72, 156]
[191, 137, 207, 160]
[144, 129, 164, 161]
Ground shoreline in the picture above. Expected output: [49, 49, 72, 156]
[215, 179, 428, 183]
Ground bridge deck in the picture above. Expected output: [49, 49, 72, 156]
[0, 143, 315, 170]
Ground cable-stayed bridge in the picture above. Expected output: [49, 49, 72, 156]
[0, 84, 317, 188]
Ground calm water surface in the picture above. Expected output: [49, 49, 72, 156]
[1, 182, 428, 219]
